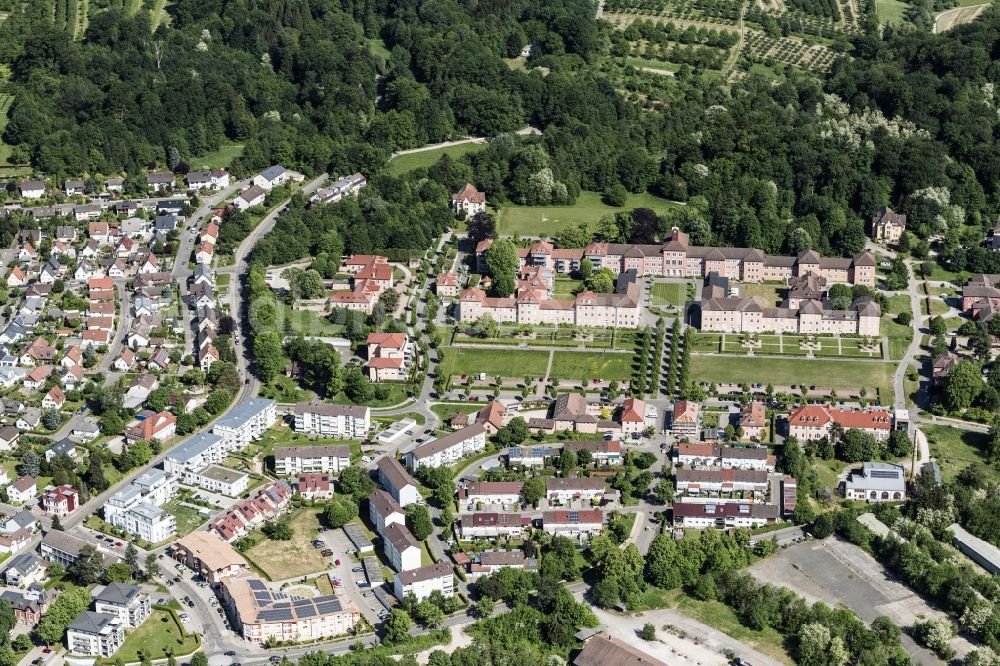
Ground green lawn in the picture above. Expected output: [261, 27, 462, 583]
[0, 94, 15, 165]
[430, 403, 482, 420]
[105, 610, 200, 663]
[258, 375, 315, 403]
[162, 500, 209, 537]
[924, 425, 997, 482]
[386, 142, 487, 177]
[495, 190, 680, 237]
[553, 277, 584, 299]
[689, 355, 894, 398]
[883, 315, 914, 361]
[438, 348, 552, 380]
[367, 38, 391, 60]
[549, 351, 634, 381]
[189, 144, 244, 171]
[246, 508, 328, 580]
[886, 294, 911, 316]
[876, 0, 910, 24]
[331, 382, 413, 408]
[650, 281, 688, 307]
[283, 303, 346, 337]
[743, 283, 782, 307]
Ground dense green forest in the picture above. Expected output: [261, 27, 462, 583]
[2, 0, 1000, 261]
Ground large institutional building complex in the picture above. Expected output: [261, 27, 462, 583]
[699, 272, 881, 335]
[458, 269, 641, 328]
[474, 228, 876, 285]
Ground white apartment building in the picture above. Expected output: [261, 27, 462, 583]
[383, 522, 421, 572]
[163, 432, 229, 477]
[393, 562, 455, 601]
[66, 612, 124, 657]
[404, 424, 487, 471]
[274, 445, 352, 476]
[94, 583, 151, 628]
[368, 490, 405, 538]
[102, 468, 178, 544]
[104, 493, 176, 544]
[292, 402, 370, 439]
[376, 456, 420, 506]
[196, 465, 250, 496]
[211, 399, 276, 451]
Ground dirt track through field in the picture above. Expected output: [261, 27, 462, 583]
[934, 3, 988, 32]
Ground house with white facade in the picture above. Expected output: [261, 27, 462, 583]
[458, 481, 523, 508]
[392, 561, 454, 602]
[376, 456, 420, 507]
[672, 501, 780, 529]
[844, 462, 906, 502]
[383, 523, 421, 572]
[274, 445, 351, 476]
[211, 399, 276, 451]
[94, 583, 150, 628]
[545, 477, 606, 504]
[292, 402, 370, 439]
[66, 611, 125, 657]
[403, 423, 487, 471]
[368, 490, 405, 538]
[541, 509, 604, 538]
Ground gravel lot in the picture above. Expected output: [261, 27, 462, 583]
[749, 537, 974, 665]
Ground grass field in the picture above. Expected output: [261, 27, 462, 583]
[549, 351, 633, 381]
[189, 144, 244, 170]
[689, 355, 894, 397]
[0, 94, 15, 165]
[743, 283, 782, 307]
[924, 424, 996, 482]
[496, 190, 680, 236]
[886, 294, 911, 316]
[367, 38, 392, 60]
[876, 0, 910, 24]
[107, 610, 199, 663]
[624, 57, 681, 72]
[883, 314, 914, 361]
[283, 303, 346, 337]
[439, 348, 552, 380]
[553, 277, 584, 299]
[386, 142, 487, 177]
[247, 508, 328, 580]
[258, 375, 315, 403]
[650, 281, 688, 307]
[162, 500, 208, 537]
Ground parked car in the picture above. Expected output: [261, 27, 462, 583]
[321, 549, 333, 557]
[334, 559, 341, 566]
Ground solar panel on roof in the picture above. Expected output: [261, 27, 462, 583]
[259, 609, 294, 621]
[254, 591, 272, 602]
[248, 579, 267, 591]
[292, 598, 312, 607]
[316, 600, 343, 613]
[295, 605, 317, 619]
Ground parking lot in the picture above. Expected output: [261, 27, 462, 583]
[323, 524, 394, 623]
[750, 538, 973, 665]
